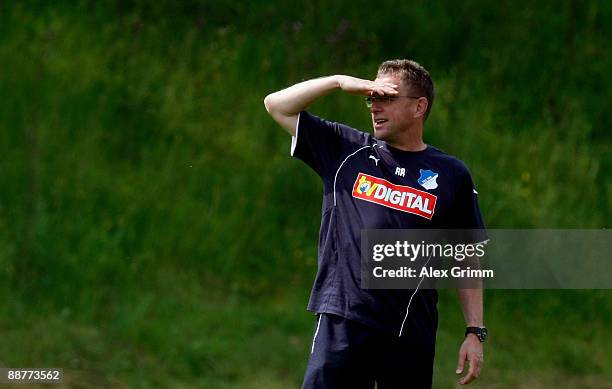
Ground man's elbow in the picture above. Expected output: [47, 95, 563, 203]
[263, 93, 276, 115]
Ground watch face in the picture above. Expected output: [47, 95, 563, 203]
[480, 328, 488, 340]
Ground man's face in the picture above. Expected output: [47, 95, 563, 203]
[370, 74, 420, 142]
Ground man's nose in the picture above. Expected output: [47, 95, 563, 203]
[370, 103, 383, 113]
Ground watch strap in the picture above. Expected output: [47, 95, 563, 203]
[465, 326, 488, 342]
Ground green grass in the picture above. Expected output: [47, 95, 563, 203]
[2, 286, 612, 387]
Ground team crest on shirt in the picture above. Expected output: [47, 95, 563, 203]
[417, 169, 439, 190]
[352, 173, 437, 220]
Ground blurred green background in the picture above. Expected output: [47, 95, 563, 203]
[1, 1, 610, 388]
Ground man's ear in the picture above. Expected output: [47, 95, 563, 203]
[414, 97, 429, 119]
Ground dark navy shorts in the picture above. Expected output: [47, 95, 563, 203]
[301, 313, 435, 389]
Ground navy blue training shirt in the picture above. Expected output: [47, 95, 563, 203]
[291, 111, 486, 345]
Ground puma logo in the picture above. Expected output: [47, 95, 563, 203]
[369, 155, 380, 166]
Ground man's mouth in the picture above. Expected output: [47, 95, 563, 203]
[374, 119, 388, 124]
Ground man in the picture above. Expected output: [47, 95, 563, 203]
[264, 59, 487, 388]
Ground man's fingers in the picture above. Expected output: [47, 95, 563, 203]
[455, 364, 464, 375]
[459, 363, 478, 385]
[474, 354, 483, 377]
[343, 77, 398, 96]
[381, 84, 398, 94]
[458, 361, 475, 385]
[455, 350, 466, 374]
[369, 82, 398, 96]
[458, 367, 479, 385]
[382, 83, 398, 92]
[458, 355, 483, 385]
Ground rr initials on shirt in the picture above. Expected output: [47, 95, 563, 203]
[395, 167, 405, 177]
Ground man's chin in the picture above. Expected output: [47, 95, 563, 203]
[373, 128, 389, 140]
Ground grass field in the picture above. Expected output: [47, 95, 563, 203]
[2, 287, 612, 387]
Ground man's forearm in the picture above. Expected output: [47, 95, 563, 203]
[264, 76, 341, 134]
[264, 75, 340, 117]
[264, 74, 398, 135]
[456, 288, 483, 326]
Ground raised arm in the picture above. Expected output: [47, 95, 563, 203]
[263, 75, 398, 135]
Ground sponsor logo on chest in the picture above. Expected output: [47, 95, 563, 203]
[352, 173, 437, 220]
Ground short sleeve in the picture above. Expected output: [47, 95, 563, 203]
[451, 168, 488, 244]
[291, 111, 367, 179]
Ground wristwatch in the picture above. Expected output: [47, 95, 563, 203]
[465, 326, 488, 342]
